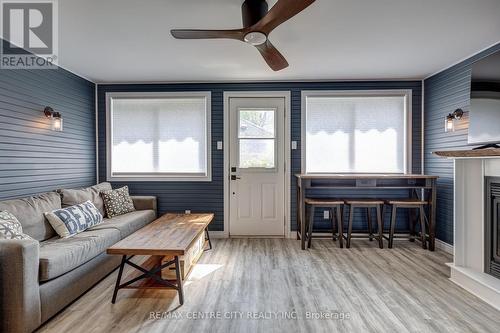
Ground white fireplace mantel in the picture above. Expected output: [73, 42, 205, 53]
[435, 152, 500, 310]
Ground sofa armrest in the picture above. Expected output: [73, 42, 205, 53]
[131, 196, 157, 215]
[0, 239, 41, 333]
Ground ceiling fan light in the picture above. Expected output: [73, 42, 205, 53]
[244, 32, 267, 45]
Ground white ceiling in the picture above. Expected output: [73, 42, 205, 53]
[58, 0, 500, 83]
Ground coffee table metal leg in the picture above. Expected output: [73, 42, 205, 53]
[174, 256, 184, 305]
[112, 255, 126, 304]
[205, 228, 212, 251]
[111, 256, 185, 306]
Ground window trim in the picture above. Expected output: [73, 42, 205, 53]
[105, 91, 212, 182]
[301, 89, 412, 175]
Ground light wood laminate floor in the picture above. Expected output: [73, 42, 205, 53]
[37, 239, 500, 333]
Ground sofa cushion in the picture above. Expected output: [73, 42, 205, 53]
[88, 210, 156, 239]
[0, 211, 34, 240]
[0, 192, 60, 241]
[59, 182, 112, 217]
[44, 201, 103, 238]
[39, 228, 120, 282]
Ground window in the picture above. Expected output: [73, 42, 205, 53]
[238, 109, 276, 168]
[302, 90, 411, 174]
[106, 92, 211, 181]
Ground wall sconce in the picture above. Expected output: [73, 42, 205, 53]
[44, 106, 63, 132]
[445, 108, 464, 132]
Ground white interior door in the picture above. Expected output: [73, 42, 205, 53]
[229, 97, 285, 236]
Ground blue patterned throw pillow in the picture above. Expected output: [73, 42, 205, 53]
[44, 200, 103, 238]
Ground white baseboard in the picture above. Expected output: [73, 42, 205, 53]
[450, 264, 500, 311]
[208, 231, 228, 239]
[435, 239, 454, 254]
[209, 230, 296, 239]
[216, 231, 456, 254]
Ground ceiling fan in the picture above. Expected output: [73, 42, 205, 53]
[171, 0, 316, 71]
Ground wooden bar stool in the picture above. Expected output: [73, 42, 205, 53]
[344, 199, 384, 249]
[304, 198, 344, 248]
[385, 199, 427, 249]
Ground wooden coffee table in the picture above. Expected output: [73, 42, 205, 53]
[106, 213, 214, 305]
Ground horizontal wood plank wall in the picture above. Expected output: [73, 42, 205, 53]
[98, 81, 422, 232]
[0, 66, 96, 200]
[424, 42, 500, 244]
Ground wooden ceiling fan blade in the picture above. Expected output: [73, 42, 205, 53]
[253, 0, 316, 35]
[255, 40, 289, 71]
[170, 29, 246, 41]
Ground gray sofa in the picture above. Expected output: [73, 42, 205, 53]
[0, 183, 157, 333]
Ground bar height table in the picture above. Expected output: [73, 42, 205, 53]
[295, 174, 438, 251]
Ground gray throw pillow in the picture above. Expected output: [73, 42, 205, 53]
[0, 210, 34, 240]
[58, 182, 112, 217]
[44, 201, 103, 238]
[101, 186, 135, 218]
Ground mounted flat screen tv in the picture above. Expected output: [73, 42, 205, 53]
[468, 50, 500, 148]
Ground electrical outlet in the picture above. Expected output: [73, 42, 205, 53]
[291, 141, 297, 150]
[323, 210, 329, 219]
[185, 210, 191, 215]
[217, 141, 223, 150]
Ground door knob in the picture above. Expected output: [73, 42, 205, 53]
[231, 175, 241, 180]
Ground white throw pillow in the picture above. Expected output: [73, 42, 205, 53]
[0, 210, 34, 240]
[44, 200, 103, 238]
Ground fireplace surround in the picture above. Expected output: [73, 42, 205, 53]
[485, 177, 500, 279]
[432, 154, 500, 310]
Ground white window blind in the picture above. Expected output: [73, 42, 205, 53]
[304, 93, 409, 173]
[108, 93, 211, 181]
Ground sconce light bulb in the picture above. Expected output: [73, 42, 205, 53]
[51, 116, 63, 132]
[43, 107, 63, 132]
[445, 114, 454, 132]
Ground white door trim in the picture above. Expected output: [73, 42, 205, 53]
[223, 91, 292, 238]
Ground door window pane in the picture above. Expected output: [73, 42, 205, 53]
[239, 110, 275, 138]
[239, 139, 275, 168]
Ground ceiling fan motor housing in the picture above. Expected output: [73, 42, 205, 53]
[242, 0, 268, 27]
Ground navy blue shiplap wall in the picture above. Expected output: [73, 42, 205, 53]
[424, 42, 500, 245]
[98, 81, 421, 232]
[0, 66, 96, 200]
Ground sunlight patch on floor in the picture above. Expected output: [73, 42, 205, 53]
[186, 264, 224, 283]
